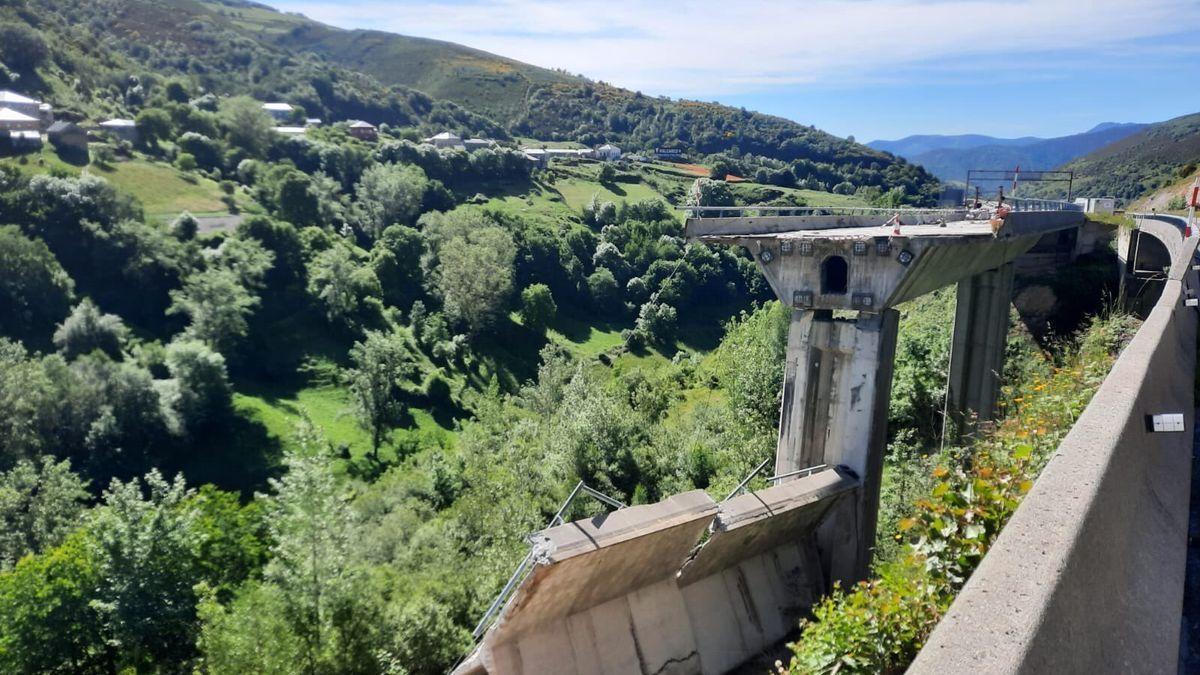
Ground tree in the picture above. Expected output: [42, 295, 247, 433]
[0, 531, 107, 674]
[435, 226, 516, 335]
[635, 301, 677, 345]
[53, 298, 128, 359]
[371, 224, 423, 309]
[347, 331, 415, 453]
[686, 178, 735, 208]
[273, 169, 321, 227]
[168, 267, 260, 354]
[170, 211, 199, 240]
[0, 339, 54, 464]
[520, 283, 557, 333]
[135, 108, 172, 148]
[265, 423, 371, 672]
[0, 457, 89, 570]
[89, 471, 203, 670]
[161, 339, 231, 436]
[598, 163, 617, 183]
[0, 22, 49, 72]
[0, 225, 74, 346]
[587, 268, 621, 314]
[307, 244, 382, 328]
[219, 95, 275, 157]
[353, 163, 427, 238]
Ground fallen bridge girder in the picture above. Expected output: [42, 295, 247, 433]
[456, 469, 859, 675]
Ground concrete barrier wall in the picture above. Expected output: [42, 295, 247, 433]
[910, 219, 1198, 674]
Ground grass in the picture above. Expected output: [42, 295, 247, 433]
[93, 160, 236, 220]
[1, 146, 247, 222]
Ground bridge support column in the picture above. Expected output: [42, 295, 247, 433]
[945, 263, 1015, 435]
[776, 308, 899, 581]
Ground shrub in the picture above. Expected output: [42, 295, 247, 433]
[519, 283, 557, 333]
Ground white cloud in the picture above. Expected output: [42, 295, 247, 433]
[276, 0, 1200, 97]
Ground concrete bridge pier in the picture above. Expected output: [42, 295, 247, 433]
[944, 263, 1016, 435]
[776, 307, 899, 581]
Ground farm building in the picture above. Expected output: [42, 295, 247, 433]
[261, 102, 295, 122]
[47, 120, 88, 148]
[596, 143, 622, 161]
[273, 126, 307, 137]
[426, 131, 464, 149]
[463, 138, 497, 152]
[0, 107, 40, 132]
[349, 121, 378, 141]
[99, 118, 139, 142]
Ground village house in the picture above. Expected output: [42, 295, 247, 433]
[596, 143, 622, 161]
[273, 126, 307, 137]
[47, 121, 89, 154]
[463, 138, 497, 152]
[349, 120, 378, 142]
[0, 90, 41, 119]
[261, 102, 295, 122]
[426, 131, 465, 149]
[522, 148, 549, 167]
[0, 107, 40, 132]
[99, 118, 139, 143]
[305, 118, 323, 127]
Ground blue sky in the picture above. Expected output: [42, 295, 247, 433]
[268, 0, 1200, 142]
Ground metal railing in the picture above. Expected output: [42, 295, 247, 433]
[679, 205, 967, 219]
[1006, 197, 1083, 212]
[723, 459, 829, 501]
[470, 481, 627, 640]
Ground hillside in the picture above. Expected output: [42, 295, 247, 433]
[209, 1, 941, 202]
[871, 123, 1147, 183]
[1050, 112, 1200, 201]
[4, 0, 506, 137]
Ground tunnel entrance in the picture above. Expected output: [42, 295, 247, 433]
[821, 256, 848, 295]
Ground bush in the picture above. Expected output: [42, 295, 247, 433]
[53, 299, 127, 359]
[519, 283, 557, 333]
[587, 268, 622, 313]
[176, 153, 198, 172]
[634, 301, 677, 345]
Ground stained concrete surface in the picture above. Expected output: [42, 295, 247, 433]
[1179, 407, 1200, 673]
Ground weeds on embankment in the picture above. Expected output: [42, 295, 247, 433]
[781, 309, 1141, 674]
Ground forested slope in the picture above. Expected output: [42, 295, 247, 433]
[1052, 112, 1200, 201]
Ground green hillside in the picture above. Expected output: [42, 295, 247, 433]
[1052, 112, 1200, 201]
[271, 22, 581, 124]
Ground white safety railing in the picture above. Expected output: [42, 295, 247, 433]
[679, 205, 965, 220]
[1006, 197, 1083, 212]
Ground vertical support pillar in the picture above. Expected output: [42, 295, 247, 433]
[776, 308, 900, 582]
[945, 263, 1015, 435]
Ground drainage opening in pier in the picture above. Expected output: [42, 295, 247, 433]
[821, 256, 848, 295]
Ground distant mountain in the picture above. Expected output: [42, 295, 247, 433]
[868, 134, 1041, 157]
[869, 124, 1147, 183]
[1044, 113, 1200, 201]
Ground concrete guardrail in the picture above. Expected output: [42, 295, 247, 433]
[910, 216, 1199, 674]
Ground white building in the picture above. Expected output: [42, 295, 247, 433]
[1073, 196, 1116, 214]
[273, 126, 307, 137]
[425, 131, 465, 149]
[99, 118, 139, 142]
[0, 107, 40, 132]
[0, 90, 41, 119]
[596, 143, 622, 161]
[261, 102, 295, 122]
